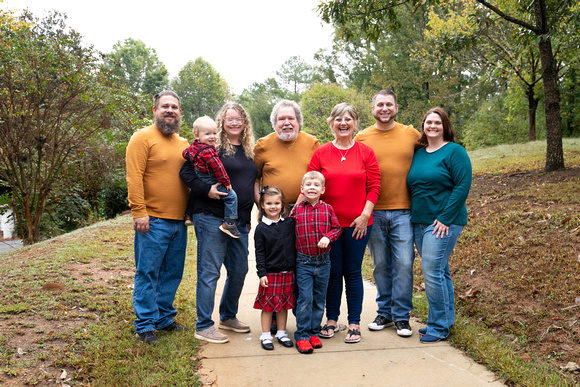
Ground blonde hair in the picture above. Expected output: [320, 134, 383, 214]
[193, 116, 216, 136]
[215, 102, 255, 159]
[301, 171, 325, 186]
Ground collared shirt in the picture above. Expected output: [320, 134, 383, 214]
[183, 140, 231, 187]
[261, 216, 283, 225]
[292, 200, 341, 256]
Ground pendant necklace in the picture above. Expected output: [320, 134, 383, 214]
[336, 142, 353, 162]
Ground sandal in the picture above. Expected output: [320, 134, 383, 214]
[319, 324, 336, 338]
[345, 328, 361, 344]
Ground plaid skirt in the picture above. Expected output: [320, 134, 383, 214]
[253, 271, 296, 312]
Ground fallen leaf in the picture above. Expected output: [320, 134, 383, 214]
[520, 353, 532, 361]
[470, 269, 476, 275]
[17, 347, 25, 355]
[562, 216, 571, 224]
[561, 344, 574, 351]
[560, 362, 580, 372]
[60, 369, 67, 380]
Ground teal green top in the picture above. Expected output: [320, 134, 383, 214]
[406, 142, 472, 226]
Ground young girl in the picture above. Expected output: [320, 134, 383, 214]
[253, 186, 296, 350]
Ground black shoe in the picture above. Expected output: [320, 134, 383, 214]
[270, 318, 277, 335]
[395, 321, 413, 337]
[277, 336, 294, 348]
[137, 331, 158, 344]
[158, 321, 189, 332]
[367, 315, 394, 331]
[261, 338, 274, 350]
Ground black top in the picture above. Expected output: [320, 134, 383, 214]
[254, 218, 296, 278]
[180, 145, 258, 223]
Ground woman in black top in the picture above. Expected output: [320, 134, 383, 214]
[180, 102, 258, 344]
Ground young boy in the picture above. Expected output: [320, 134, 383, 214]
[292, 171, 341, 354]
[182, 116, 240, 238]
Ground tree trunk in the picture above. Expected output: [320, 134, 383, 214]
[538, 37, 564, 171]
[525, 84, 538, 141]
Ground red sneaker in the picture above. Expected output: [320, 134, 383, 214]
[296, 339, 313, 354]
[310, 336, 322, 349]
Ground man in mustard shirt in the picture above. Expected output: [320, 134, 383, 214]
[254, 99, 319, 205]
[126, 91, 190, 344]
[355, 90, 421, 338]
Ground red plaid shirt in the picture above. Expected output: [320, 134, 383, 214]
[182, 140, 231, 187]
[292, 200, 341, 256]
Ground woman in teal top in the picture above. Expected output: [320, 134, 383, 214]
[407, 107, 472, 343]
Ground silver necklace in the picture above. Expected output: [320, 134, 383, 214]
[335, 141, 354, 161]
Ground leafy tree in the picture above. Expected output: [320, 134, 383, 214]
[104, 38, 169, 95]
[276, 56, 316, 96]
[0, 10, 144, 244]
[318, 0, 579, 171]
[237, 78, 290, 140]
[171, 57, 231, 127]
[301, 83, 372, 144]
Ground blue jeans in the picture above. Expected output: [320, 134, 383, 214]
[133, 217, 187, 334]
[294, 252, 331, 341]
[193, 213, 248, 331]
[414, 223, 463, 339]
[196, 170, 238, 221]
[367, 210, 415, 322]
[326, 226, 371, 325]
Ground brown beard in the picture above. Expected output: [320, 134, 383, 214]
[155, 114, 181, 136]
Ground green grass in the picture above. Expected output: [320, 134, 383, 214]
[469, 138, 580, 174]
[0, 216, 201, 386]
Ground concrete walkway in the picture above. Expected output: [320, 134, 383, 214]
[196, 223, 504, 386]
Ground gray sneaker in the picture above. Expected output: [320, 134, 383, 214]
[219, 318, 250, 333]
[219, 222, 241, 238]
[195, 326, 229, 344]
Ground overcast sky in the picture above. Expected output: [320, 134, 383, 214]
[3, 0, 335, 94]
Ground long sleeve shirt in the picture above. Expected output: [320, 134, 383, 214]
[355, 123, 421, 210]
[308, 141, 381, 227]
[126, 125, 189, 220]
[407, 142, 472, 226]
[254, 131, 319, 203]
[254, 217, 296, 278]
[292, 200, 342, 256]
[183, 140, 231, 187]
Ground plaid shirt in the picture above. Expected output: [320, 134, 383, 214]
[182, 140, 231, 187]
[292, 200, 341, 256]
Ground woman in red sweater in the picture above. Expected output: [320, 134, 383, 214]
[308, 103, 380, 343]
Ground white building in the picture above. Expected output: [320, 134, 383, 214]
[0, 206, 15, 239]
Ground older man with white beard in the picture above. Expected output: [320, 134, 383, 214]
[126, 90, 190, 344]
[254, 99, 319, 205]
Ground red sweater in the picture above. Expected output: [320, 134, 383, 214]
[308, 141, 381, 227]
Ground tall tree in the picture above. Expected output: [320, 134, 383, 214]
[171, 57, 231, 127]
[276, 56, 316, 95]
[104, 38, 168, 95]
[423, 2, 543, 141]
[0, 10, 142, 244]
[318, 0, 579, 171]
[301, 83, 372, 144]
[237, 78, 289, 140]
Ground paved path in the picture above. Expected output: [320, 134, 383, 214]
[196, 221, 504, 386]
[0, 239, 22, 255]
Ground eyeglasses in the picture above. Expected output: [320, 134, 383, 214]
[225, 118, 244, 123]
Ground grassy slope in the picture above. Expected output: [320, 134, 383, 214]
[0, 138, 578, 385]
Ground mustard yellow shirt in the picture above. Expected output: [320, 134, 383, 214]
[254, 131, 319, 203]
[126, 125, 189, 220]
[355, 123, 421, 210]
